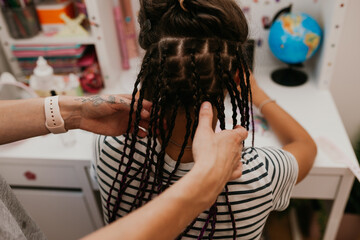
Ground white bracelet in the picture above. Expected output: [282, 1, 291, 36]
[44, 96, 68, 134]
[258, 99, 276, 114]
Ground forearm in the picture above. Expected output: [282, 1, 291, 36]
[0, 97, 81, 145]
[253, 87, 317, 182]
[253, 88, 313, 145]
[82, 166, 221, 240]
[0, 98, 48, 144]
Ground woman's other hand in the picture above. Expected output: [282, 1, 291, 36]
[192, 102, 248, 187]
[60, 95, 152, 137]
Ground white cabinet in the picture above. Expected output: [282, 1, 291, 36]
[0, 131, 103, 239]
[13, 189, 95, 240]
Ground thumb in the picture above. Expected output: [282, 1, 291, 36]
[197, 102, 213, 129]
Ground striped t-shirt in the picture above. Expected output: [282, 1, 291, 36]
[94, 135, 298, 240]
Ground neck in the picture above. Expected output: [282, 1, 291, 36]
[160, 107, 218, 164]
[163, 115, 195, 163]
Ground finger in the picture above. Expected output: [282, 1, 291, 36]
[230, 164, 243, 180]
[142, 99, 153, 112]
[197, 102, 214, 130]
[119, 95, 152, 115]
[137, 129, 148, 138]
[140, 108, 151, 121]
[229, 159, 243, 180]
[232, 126, 249, 140]
[138, 120, 150, 131]
[129, 125, 148, 138]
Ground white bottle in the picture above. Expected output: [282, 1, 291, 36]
[29, 57, 64, 96]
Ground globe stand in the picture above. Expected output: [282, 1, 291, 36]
[271, 64, 308, 87]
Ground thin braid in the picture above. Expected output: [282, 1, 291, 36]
[238, 49, 250, 130]
[105, 52, 151, 222]
[217, 95, 226, 130]
[132, 92, 159, 209]
[226, 69, 244, 126]
[165, 106, 192, 188]
[154, 60, 171, 192]
[198, 206, 214, 240]
[156, 98, 179, 193]
[190, 51, 201, 139]
[208, 202, 218, 239]
[148, 48, 167, 199]
[237, 63, 248, 128]
[215, 46, 238, 129]
[176, 218, 198, 240]
[143, 94, 161, 201]
[130, 161, 150, 211]
[124, 52, 157, 211]
[225, 185, 237, 240]
[242, 52, 255, 145]
[110, 85, 147, 222]
[134, 79, 164, 206]
[234, 45, 247, 128]
[238, 48, 255, 145]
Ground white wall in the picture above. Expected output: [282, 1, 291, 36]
[330, 0, 360, 146]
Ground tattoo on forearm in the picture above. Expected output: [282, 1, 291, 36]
[75, 95, 129, 107]
[108, 95, 116, 104]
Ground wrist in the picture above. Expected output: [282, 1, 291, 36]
[58, 96, 82, 130]
[252, 88, 270, 108]
[187, 164, 225, 205]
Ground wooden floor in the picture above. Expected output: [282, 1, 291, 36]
[263, 210, 360, 240]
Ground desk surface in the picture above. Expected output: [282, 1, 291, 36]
[255, 67, 356, 175]
[0, 67, 356, 177]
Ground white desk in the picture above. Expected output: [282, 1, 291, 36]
[253, 67, 356, 240]
[0, 130, 103, 240]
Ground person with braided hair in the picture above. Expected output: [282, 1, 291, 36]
[95, 0, 317, 239]
[0, 96, 246, 240]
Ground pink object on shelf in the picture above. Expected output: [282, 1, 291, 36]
[114, 6, 130, 70]
[120, 0, 139, 59]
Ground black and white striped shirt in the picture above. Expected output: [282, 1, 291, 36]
[94, 135, 298, 240]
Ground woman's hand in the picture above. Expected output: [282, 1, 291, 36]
[60, 95, 152, 137]
[192, 102, 248, 185]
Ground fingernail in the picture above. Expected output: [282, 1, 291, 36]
[202, 102, 211, 110]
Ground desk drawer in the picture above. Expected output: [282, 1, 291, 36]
[292, 174, 341, 199]
[0, 163, 81, 188]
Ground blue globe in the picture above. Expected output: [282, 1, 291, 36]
[269, 13, 323, 64]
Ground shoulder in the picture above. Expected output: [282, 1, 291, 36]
[95, 135, 150, 166]
[97, 135, 149, 154]
[251, 147, 299, 211]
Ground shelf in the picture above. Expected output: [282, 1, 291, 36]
[4, 32, 96, 45]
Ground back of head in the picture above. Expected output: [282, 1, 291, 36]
[107, 1, 254, 238]
[138, 0, 249, 49]
[137, 0, 251, 117]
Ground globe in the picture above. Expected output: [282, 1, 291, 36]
[269, 12, 323, 65]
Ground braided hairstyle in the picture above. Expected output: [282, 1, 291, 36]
[106, 0, 254, 239]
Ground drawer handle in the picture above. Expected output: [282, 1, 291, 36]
[24, 171, 37, 181]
